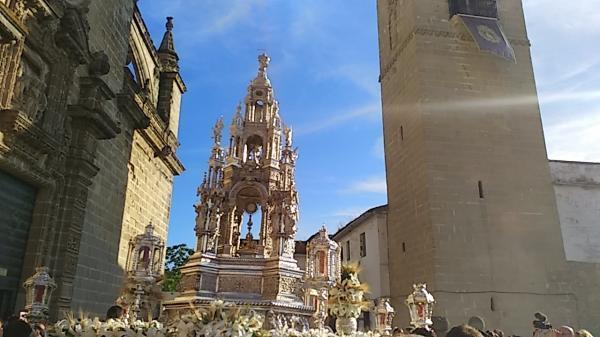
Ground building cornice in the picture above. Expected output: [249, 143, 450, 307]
[332, 204, 388, 240]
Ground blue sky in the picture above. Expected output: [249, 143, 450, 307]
[137, 0, 600, 247]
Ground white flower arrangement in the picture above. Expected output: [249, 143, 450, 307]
[328, 264, 369, 319]
[53, 313, 165, 337]
[182, 300, 264, 337]
[268, 328, 379, 337]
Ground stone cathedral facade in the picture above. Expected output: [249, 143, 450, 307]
[167, 54, 312, 321]
[0, 0, 185, 319]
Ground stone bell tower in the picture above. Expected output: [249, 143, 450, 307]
[377, 0, 575, 334]
[166, 54, 310, 322]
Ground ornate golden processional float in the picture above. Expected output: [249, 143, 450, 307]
[164, 54, 314, 325]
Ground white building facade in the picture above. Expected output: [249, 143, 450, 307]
[549, 160, 600, 263]
[332, 205, 390, 330]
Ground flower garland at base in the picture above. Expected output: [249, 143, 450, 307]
[269, 328, 379, 337]
[50, 300, 381, 337]
[53, 313, 165, 337]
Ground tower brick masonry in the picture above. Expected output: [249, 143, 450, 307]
[376, 0, 600, 334]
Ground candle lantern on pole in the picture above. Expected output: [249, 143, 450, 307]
[373, 297, 395, 336]
[405, 283, 435, 330]
[23, 267, 56, 323]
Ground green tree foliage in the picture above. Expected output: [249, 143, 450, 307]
[162, 244, 195, 292]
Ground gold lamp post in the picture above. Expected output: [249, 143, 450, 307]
[23, 267, 56, 324]
[405, 283, 435, 330]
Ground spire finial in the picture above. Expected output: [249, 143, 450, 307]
[159, 16, 178, 68]
[145, 221, 155, 235]
[258, 53, 270, 74]
[166, 16, 174, 31]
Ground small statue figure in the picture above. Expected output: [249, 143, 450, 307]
[284, 126, 293, 147]
[213, 117, 224, 145]
[258, 53, 270, 73]
[249, 145, 262, 165]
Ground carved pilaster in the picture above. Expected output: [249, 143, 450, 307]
[51, 113, 104, 317]
[0, 0, 25, 108]
[50, 63, 118, 317]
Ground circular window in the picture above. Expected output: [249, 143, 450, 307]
[256, 100, 264, 106]
[255, 90, 264, 96]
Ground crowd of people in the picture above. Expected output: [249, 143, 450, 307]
[391, 313, 594, 337]
[0, 305, 125, 337]
[0, 312, 46, 337]
[0, 307, 596, 337]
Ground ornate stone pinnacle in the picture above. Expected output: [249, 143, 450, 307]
[166, 16, 174, 31]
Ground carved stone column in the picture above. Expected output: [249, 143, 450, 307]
[51, 72, 118, 318]
[0, 0, 27, 108]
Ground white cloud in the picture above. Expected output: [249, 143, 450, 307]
[294, 103, 380, 135]
[524, 0, 600, 34]
[344, 176, 387, 194]
[201, 2, 255, 35]
[142, 1, 264, 44]
[545, 111, 600, 163]
[372, 136, 385, 161]
[317, 64, 381, 98]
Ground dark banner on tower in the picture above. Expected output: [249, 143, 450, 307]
[458, 14, 516, 62]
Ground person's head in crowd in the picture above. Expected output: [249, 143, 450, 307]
[412, 327, 438, 337]
[2, 317, 20, 330]
[393, 327, 407, 336]
[2, 319, 32, 337]
[106, 305, 124, 320]
[557, 327, 575, 337]
[468, 317, 486, 332]
[17, 311, 27, 324]
[575, 330, 593, 337]
[432, 316, 450, 336]
[446, 325, 484, 337]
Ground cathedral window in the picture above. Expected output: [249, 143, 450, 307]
[448, 0, 498, 19]
[346, 240, 351, 261]
[478, 180, 485, 199]
[359, 232, 367, 257]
